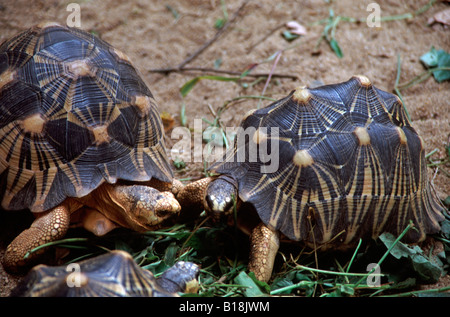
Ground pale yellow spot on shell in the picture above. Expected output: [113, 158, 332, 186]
[91, 125, 111, 145]
[0, 68, 17, 90]
[21, 113, 46, 134]
[66, 59, 96, 78]
[293, 150, 314, 167]
[418, 136, 425, 150]
[133, 95, 153, 117]
[242, 108, 256, 121]
[353, 127, 371, 145]
[353, 75, 371, 86]
[292, 86, 311, 103]
[111, 47, 133, 64]
[396, 127, 407, 145]
[252, 128, 268, 144]
[36, 21, 62, 29]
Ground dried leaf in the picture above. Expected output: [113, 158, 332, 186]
[161, 111, 174, 132]
[428, 8, 450, 26]
[286, 21, 307, 35]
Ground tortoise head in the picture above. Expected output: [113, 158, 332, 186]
[204, 175, 239, 218]
[104, 184, 181, 231]
[130, 187, 181, 229]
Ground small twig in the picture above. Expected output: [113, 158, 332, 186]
[176, 0, 250, 69]
[393, 54, 410, 121]
[149, 66, 298, 79]
[258, 50, 282, 108]
[397, 67, 450, 90]
[294, 265, 385, 278]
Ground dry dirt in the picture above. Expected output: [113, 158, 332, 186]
[0, 0, 449, 297]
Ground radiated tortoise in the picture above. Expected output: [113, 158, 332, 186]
[0, 23, 183, 272]
[182, 75, 446, 282]
[10, 250, 199, 297]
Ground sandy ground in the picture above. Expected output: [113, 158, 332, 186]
[0, 0, 449, 296]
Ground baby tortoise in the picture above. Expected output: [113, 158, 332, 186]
[10, 250, 199, 297]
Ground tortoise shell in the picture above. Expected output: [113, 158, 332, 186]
[10, 250, 200, 297]
[213, 75, 444, 246]
[0, 23, 172, 213]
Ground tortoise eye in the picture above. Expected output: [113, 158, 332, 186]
[205, 194, 214, 212]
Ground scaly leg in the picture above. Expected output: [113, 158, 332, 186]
[248, 222, 280, 282]
[175, 177, 214, 221]
[3, 203, 71, 272]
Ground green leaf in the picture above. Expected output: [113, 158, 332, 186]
[420, 47, 450, 82]
[411, 254, 443, 283]
[391, 277, 417, 289]
[180, 101, 187, 126]
[329, 38, 343, 58]
[339, 284, 355, 296]
[433, 52, 450, 82]
[420, 47, 439, 67]
[444, 244, 450, 266]
[379, 233, 443, 283]
[165, 5, 180, 20]
[379, 232, 414, 259]
[440, 218, 450, 239]
[214, 18, 226, 29]
[248, 272, 271, 294]
[180, 77, 201, 97]
[163, 241, 179, 267]
[282, 30, 299, 42]
[173, 157, 186, 170]
[234, 271, 267, 297]
[270, 279, 294, 295]
[214, 58, 222, 69]
[203, 126, 224, 146]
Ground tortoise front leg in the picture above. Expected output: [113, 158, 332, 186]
[176, 177, 213, 209]
[248, 222, 280, 283]
[3, 203, 71, 272]
[175, 177, 214, 221]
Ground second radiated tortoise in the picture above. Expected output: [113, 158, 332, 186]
[182, 75, 446, 282]
[0, 23, 183, 272]
[10, 250, 200, 297]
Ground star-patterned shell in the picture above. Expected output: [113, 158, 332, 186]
[11, 250, 199, 297]
[0, 23, 172, 213]
[213, 75, 444, 246]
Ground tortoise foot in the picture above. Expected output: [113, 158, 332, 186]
[3, 204, 70, 273]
